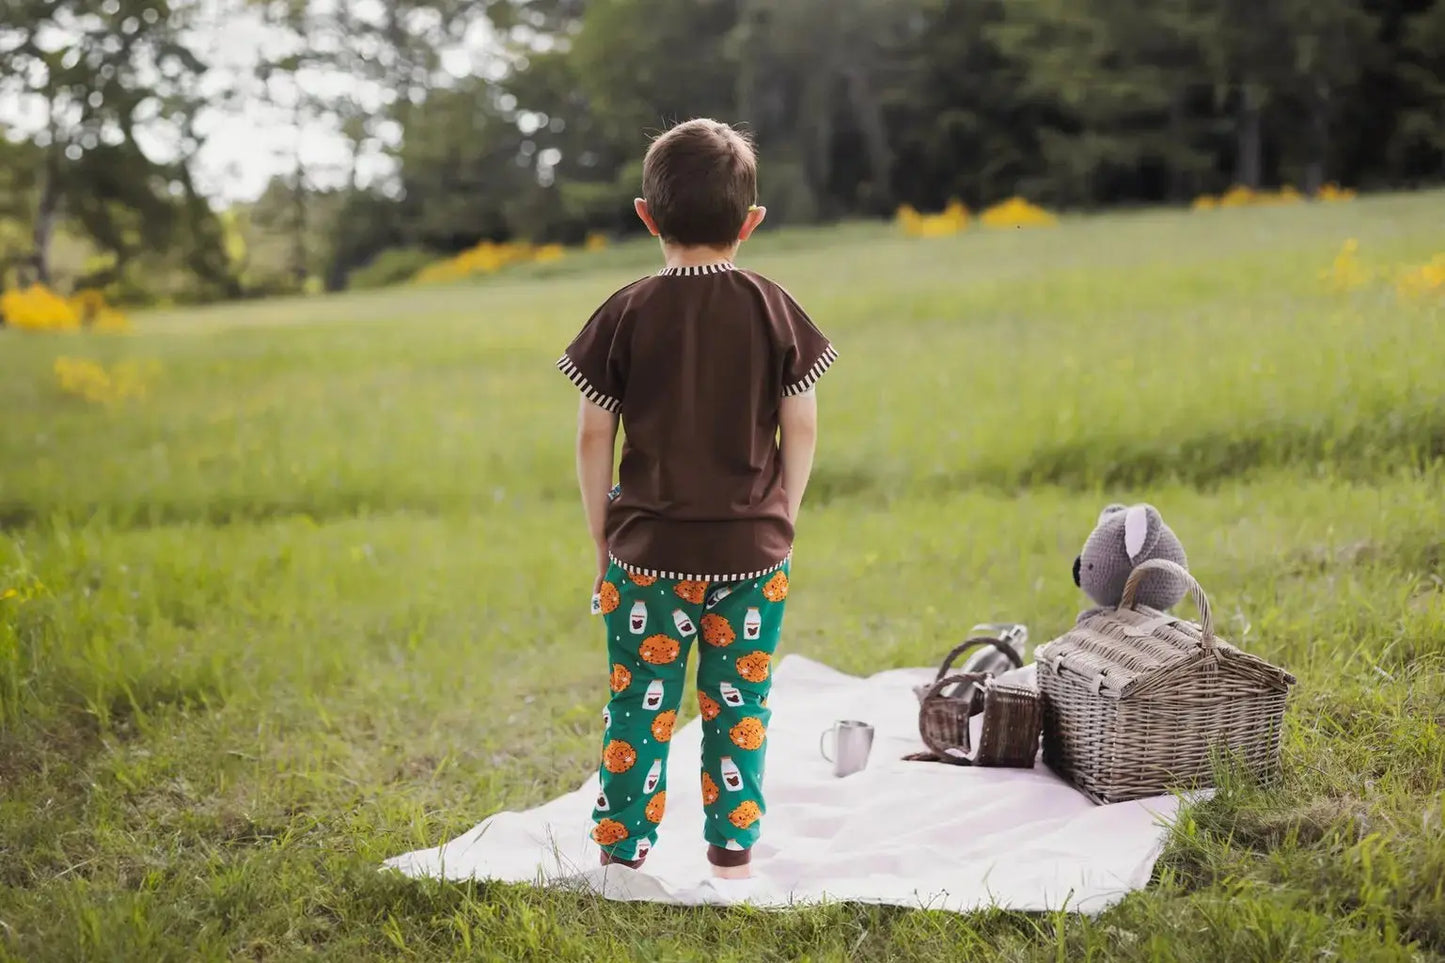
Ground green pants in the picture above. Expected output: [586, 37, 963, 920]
[591, 560, 790, 863]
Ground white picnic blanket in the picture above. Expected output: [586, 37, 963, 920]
[383, 655, 1184, 914]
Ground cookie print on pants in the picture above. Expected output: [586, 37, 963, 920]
[591, 561, 790, 861]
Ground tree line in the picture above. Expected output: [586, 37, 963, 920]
[2, 0, 1442, 304]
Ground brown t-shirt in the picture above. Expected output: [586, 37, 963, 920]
[557, 261, 835, 581]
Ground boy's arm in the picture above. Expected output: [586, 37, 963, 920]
[576, 397, 619, 588]
[779, 389, 819, 525]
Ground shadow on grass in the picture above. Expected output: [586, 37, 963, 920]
[1001, 414, 1445, 493]
[812, 405, 1445, 507]
[2, 604, 229, 774]
[3, 405, 1443, 533]
[0, 489, 440, 533]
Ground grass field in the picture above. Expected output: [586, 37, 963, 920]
[3, 194, 1444, 962]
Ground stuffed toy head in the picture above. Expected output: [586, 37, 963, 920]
[1072, 503, 1189, 610]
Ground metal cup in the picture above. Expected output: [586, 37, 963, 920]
[819, 720, 874, 777]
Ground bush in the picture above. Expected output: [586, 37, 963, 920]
[347, 249, 438, 291]
[0, 284, 130, 332]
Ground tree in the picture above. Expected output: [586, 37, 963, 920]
[394, 79, 535, 250]
[1392, 0, 1445, 181]
[568, 0, 740, 148]
[0, 0, 237, 295]
[882, 0, 1040, 210]
[988, 0, 1219, 205]
[503, 47, 638, 242]
[1198, 0, 1378, 191]
[244, 0, 583, 285]
[0, 135, 42, 289]
[730, 0, 923, 216]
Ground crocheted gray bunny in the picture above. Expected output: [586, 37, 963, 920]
[1072, 503, 1189, 610]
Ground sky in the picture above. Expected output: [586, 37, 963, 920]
[0, 0, 507, 205]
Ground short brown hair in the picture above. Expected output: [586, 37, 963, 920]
[642, 119, 757, 248]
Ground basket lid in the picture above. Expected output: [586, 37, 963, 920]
[1036, 560, 1296, 699]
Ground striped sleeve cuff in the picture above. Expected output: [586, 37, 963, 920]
[782, 344, 837, 396]
[556, 354, 622, 414]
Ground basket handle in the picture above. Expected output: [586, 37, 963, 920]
[934, 636, 1023, 682]
[918, 672, 990, 763]
[1119, 558, 1215, 648]
[922, 671, 991, 704]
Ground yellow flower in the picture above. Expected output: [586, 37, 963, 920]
[71, 289, 131, 333]
[1218, 185, 1257, 208]
[92, 308, 131, 333]
[0, 285, 130, 333]
[1396, 253, 1445, 300]
[413, 239, 575, 283]
[980, 196, 1058, 229]
[53, 356, 159, 405]
[896, 199, 970, 237]
[1, 284, 80, 331]
[1321, 238, 1371, 293]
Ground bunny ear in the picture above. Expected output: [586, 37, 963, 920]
[1124, 505, 1149, 560]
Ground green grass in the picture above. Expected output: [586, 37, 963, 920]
[2, 193, 1444, 961]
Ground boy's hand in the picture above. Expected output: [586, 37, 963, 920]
[593, 541, 610, 596]
[576, 397, 620, 600]
[779, 390, 818, 525]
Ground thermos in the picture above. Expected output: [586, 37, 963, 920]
[913, 623, 1030, 708]
[957, 623, 1028, 677]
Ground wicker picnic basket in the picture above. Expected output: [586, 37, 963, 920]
[913, 637, 1042, 767]
[1036, 559, 1296, 804]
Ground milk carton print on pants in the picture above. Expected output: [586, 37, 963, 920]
[589, 560, 790, 864]
[720, 756, 743, 792]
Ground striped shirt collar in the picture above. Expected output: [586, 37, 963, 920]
[657, 261, 736, 277]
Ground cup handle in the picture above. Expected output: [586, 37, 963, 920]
[819, 728, 834, 763]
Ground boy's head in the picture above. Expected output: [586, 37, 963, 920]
[637, 119, 763, 250]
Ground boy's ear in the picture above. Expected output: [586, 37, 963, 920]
[634, 198, 661, 237]
[738, 205, 767, 241]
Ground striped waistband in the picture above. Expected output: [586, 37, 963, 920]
[608, 552, 790, 584]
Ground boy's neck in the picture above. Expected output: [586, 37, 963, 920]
[662, 242, 739, 270]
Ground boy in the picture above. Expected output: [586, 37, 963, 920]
[557, 119, 834, 879]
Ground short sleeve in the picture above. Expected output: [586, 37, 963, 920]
[776, 292, 836, 396]
[556, 298, 627, 414]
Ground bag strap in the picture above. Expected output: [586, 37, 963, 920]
[934, 636, 1023, 681]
